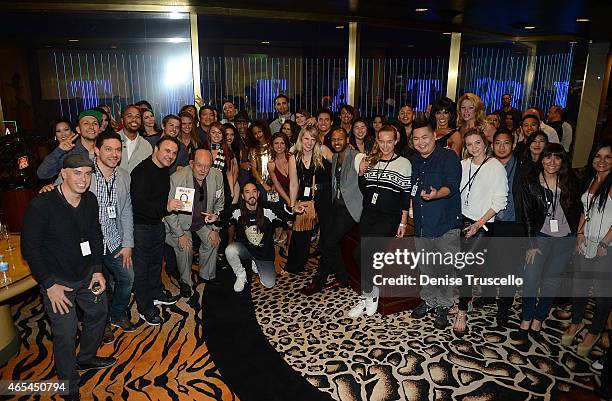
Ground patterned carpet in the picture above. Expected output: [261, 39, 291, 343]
[253, 253, 606, 401]
[0, 244, 607, 401]
[0, 277, 238, 401]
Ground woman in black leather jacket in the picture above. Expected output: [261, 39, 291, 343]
[519, 143, 581, 341]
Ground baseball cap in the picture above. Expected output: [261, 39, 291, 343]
[77, 109, 103, 124]
[62, 154, 95, 169]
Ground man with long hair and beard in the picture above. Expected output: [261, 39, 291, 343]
[227, 182, 293, 292]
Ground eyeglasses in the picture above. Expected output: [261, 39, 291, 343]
[199, 186, 204, 202]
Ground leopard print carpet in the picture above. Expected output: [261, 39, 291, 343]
[250, 248, 604, 401]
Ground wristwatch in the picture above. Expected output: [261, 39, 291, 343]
[598, 241, 609, 249]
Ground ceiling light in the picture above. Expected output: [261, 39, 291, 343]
[407, 44, 415, 48]
[168, 11, 182, 19]
[523, 25, 536, 30]
[415, 8, 428, 12]
[443, 32, 452, 35]
[68, 39, 79, 42]
[168, 37, 185, 43]
[261, 41, 270, 44]
[336, 25, 344, 29]
[576, 18, 590, 22]
[569, 41, 577, 44]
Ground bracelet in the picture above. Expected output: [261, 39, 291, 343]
[399, 223, 407, 228]
[478, 218, 485, 226]
[598, 241, 609, 249]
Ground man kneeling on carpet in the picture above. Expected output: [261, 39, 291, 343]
[228, 182, 293, 292]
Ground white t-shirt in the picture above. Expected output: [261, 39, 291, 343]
[460, 157, 508, 222]
[125, 134, 139, 160]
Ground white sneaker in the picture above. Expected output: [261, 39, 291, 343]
[251, 260, 259, 274]
[365, 296, 379, 316]
[234, 274, 247, 292]
[348, 296, 367, 318]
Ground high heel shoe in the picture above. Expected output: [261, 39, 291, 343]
[561, 324, 584, 346]
[577, 333, 601, 357]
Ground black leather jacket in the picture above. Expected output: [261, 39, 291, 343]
[521, 173, 581, 247]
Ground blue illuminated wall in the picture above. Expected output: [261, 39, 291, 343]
[458, 45, 574, 113]
[41, 49, 194, 123]
[358, 57, 448, 118]
[200, 56, 348, 120]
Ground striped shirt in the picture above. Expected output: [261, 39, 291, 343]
[356, 154, 412, 215]
[94, 159, 122, 254]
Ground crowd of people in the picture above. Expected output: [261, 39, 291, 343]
[19, 92, 611, 399]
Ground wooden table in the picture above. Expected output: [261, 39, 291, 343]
[0, 234, 37, 365]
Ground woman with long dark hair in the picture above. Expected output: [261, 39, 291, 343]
[430, 97, 461, 157]
[49, 117, 76, 145]
[349, 118, 374, 154]
[248, 121, 273, 200]
[280, 119, 300, 145]
[522, 130, 549, 163]
[178, 111, 200, 159]
[520, 143, 581, 340]
[563, 141, 612, 356]
[371, 115, 383, 137]
[268, 132, 293, 244]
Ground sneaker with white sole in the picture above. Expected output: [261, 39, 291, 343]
[251, 260, 259, 274]
[365, 296, 379, 316]
[234, 274, 247, 292]
[348, 296, 367, 318]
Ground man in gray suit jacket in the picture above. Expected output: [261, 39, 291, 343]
[118, 105, 153, 173]
[164, 149, 224, 297]
[301, 127, 363, 295]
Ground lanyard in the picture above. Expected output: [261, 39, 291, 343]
[375, 155, 394, 190]
[542, 174, 559, 217]
[103, 174, 116, 201]
[505, 157, 516, 181]
[461, 156, 490, 205]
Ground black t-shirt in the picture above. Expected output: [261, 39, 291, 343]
[230, 203, 291, 261]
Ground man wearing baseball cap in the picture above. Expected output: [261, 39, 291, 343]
[22, 153, 115, 400]
[37, 109, 102, 180]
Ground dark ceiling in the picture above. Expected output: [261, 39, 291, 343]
[1, 0, 611, 41]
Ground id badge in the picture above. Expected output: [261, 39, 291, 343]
[303, 187, 311, 197]
[411, 185, 418, 197]
[107, 206, 117, 219]
[550, 219, 559, 233]
[80, 241, 92, 256]
[371, 192, 378, 205]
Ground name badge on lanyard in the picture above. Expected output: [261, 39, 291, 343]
[107, 206, 117, 219]
[411, 184, 418, 197]
[550, 219, 559, 233]
[80, 241, 91, 256]
[371, 192, 378, 204]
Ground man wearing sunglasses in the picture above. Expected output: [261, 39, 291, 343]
[165, 149, 224, 298]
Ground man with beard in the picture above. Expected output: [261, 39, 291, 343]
[235, 110, 253, 186]
[494, 93, 522, 128]
[130, 136, 182, 325]
[22, 154, 115, 400]
[269, 94, 294, 134]
[301, 127, 362, 295]
[396, 104, 414, 157]
[118, 105, 152, 173]
[165, 149, 224, 297]
[38, 109, 101, 180]
[227, 182, 292, 292]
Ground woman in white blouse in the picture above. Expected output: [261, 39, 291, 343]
[455, 127, 508, 335]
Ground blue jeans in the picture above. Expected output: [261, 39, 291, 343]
[522, 233, 574, 322]
[226, 242, 276, 289]
[103, 246, 135, 321]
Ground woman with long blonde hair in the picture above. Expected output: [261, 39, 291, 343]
[284, 125, 333, 274]
[457, 93, 487, 136]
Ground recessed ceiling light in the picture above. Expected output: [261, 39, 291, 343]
[576, 18, 590, 22]
[68, 39, 79, 42]
[415, 8, 428, 12]
[407, 44, 415, 48]
[443, 32, 452, 35]
[524, 25, 536, 30]
[261, 41, 270, 44]
[168, 11, 182, 19]
[168, 37, 184, 43]
[569, 41, 577, 44]
[336, 25, 344, 29]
